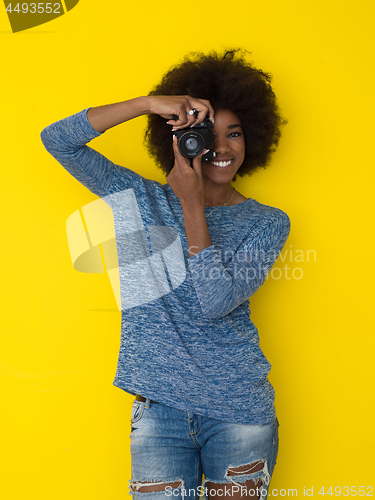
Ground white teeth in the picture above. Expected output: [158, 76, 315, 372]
[212, 160, 232, 167]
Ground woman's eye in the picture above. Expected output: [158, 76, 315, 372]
[228, 131, 241, 138]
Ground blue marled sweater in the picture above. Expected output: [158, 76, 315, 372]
[41, 109, 291, 424]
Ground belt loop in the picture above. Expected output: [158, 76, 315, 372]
[145, 397, 151, 409]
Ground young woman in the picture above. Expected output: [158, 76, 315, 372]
[41, 49, 290, 500]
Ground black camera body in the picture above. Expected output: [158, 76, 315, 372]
[173, 116, 215, 163]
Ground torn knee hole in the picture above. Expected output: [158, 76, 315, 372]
[206, 478, 262, 497]
[206, 482, 262, 500]
[212, 460, 270, 500]
[227, 460, 264, 476]
[130, 480, 182, 493]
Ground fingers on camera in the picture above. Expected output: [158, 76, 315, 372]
[168, 98, 212, 129]
[195, 99, 214, 124]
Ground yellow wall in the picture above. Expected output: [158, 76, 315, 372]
[1, 0, 374, 497]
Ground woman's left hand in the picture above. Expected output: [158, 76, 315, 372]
[166, 136, 207, 210]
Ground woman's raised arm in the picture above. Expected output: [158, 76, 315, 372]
[87, 95, 214, 133]
[40, 95, 214, 197]
[86, 97, 150, 133]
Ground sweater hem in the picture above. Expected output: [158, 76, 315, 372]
[112, 380, 276, 426]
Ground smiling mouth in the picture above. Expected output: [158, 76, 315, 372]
[210, 160, 233, 167]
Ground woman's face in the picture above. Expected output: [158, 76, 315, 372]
[202, 108, 245, 184]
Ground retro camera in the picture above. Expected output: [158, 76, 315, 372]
[172, 113, 215, 162]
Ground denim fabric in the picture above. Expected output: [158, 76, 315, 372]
[130, 399, 279, 500]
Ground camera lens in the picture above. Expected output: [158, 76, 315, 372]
[185, 137, 199, 151]
[178, 132, 204, 157]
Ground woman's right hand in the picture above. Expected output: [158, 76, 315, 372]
[147, 95, 214, 129]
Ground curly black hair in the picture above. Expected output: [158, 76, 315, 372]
[144, 49, 286, 177]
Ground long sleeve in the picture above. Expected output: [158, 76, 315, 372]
[188, 211, 291, 319]
[41, 109, 116, 197]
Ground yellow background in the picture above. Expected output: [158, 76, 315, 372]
[1, 0, 374, 497]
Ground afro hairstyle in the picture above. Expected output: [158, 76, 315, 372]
[144, 49, 286, 177]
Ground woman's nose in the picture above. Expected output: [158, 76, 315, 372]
[212, 136, 230, 154]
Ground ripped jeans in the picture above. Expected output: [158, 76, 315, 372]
[130, 398, 279, 500]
